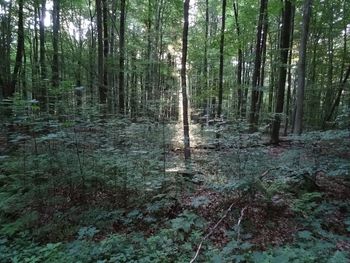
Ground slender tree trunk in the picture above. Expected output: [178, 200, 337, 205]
[217, 0, 226, 117]
[87, 0, 96, 106]
[102, 0, 109, 107]
[145, 0, 152, 113]
[0, 1, 12, 99]
[39, 0, 46, 79]
[130, 52, 137, 119]
[181, 0, 191, 160]
[271, 0, 293, 143]
[203, 0, 209, 115]
[325, 65, 350, 123]
[268, 32, 277, 113]
[52, 0, 60, 90]
[249, 0, 268, 131]
[119, 0, 126, 114]
[293, 0, 313, 134]
[233, 1, 243, 117]
[7, 0, 24, 98]
[323, 4, 334, 122]
[38, 0, 47, 110]
[96, 0, 106, 104]
[284, 7, 295, 136]
[256, 11, 269, 116]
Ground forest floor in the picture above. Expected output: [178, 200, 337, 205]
[0, 115, 350, 262]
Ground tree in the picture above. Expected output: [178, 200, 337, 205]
[52, 0, 60, 90]
[39, 0, 47, 109]
[181, 0, 191, 160]
[102, 0, 109, 106]
[233, 0, 243, 117]
[203, 0, 209, 115]
[8, 0, 24, 98]
[249, 0, 268, 131]
[96, 0, 105, 104]
[217, 0, 226, 118]
[270, 0, 294, 144]
[119, 0, 126, 114]
[0, 0, 12, 99]
[293, 0, 313, 134]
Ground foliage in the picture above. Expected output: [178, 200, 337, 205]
[1, 112, 350, 262]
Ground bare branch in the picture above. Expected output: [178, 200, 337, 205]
[189, 204, 248, 263]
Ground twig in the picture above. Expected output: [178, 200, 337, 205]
[236, 206, 247, 241]
[189, 202, 236, 263]
[259, 167, 279, 179]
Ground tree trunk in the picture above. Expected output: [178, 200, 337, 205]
[233, 1, 243, 117]
[181, 0, 191, 160]
[325, 65, 350, 123]
[37, 0, 47, 109]
[88, 0, 96, 106]
[102, 0, 109, 107]
[284, 6, 295, 136]
[203, 0, 209, 115]
[270, 0, 293, 143]
[7, 0, 24, 98]
[256, 10, 269, 117]
[249, 0, 268, 131]
[119, 0, 126, 114]
[52, 0, 60, 90]
[96, 0, 106, 104]
[217, 0, 226, 118]
[293, 0, 312, 135]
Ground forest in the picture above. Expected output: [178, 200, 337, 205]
[0, 0, 349, 262]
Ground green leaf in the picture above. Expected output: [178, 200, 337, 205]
[77, 226, 99, 240]
[297, 231, 313, 240]
[329, 251, 349, 263]
[212, 254, 223, 263]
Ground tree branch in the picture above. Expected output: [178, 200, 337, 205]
[189, 204, 248, 263]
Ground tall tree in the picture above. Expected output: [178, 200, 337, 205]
[181, 0, 191, 160]
[249, 0, 268, 130]
[233, 0, 243, 117]
[39, 0, 46, 79]
[96, 0, 105, 104]
[52, 0, 60, 90]
[0, 0, 12, 99]
[293, 0, 313, 134]
[102, 0, 109, 105]
[217, 0, 226, 117]
[271, 0, 294, 143]
[5, 0, 24, 98]
[203, 0, 209, 115]
[119, 0, 126, 114]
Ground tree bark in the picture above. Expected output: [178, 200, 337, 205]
[119, 0, 126, 114]
[181, 0, 191, 160]
[102, 0, 109, 106]
[0, 1, 13, 99]
[233, 1, 243, 117]
[52, 0, 60, 90]
[293, 0, 313, 135]
[249, 0, 268, 131]
[37, 0, 47, 109]
[284, 6, 295, 136]
[324, 65, 350, 124]
[96, 0, 106, 104]
[270, 0, 293, 143]
[203, 0, 209, 115]
[7, 0, 24, 98]
[217, 0, 226, 118]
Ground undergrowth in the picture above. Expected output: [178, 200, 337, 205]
[0, 115, 349, 262]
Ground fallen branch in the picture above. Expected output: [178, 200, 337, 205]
[259, 167, 279, 179]
[236, 206, 247, 241]
[189, 204, 248, 263]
